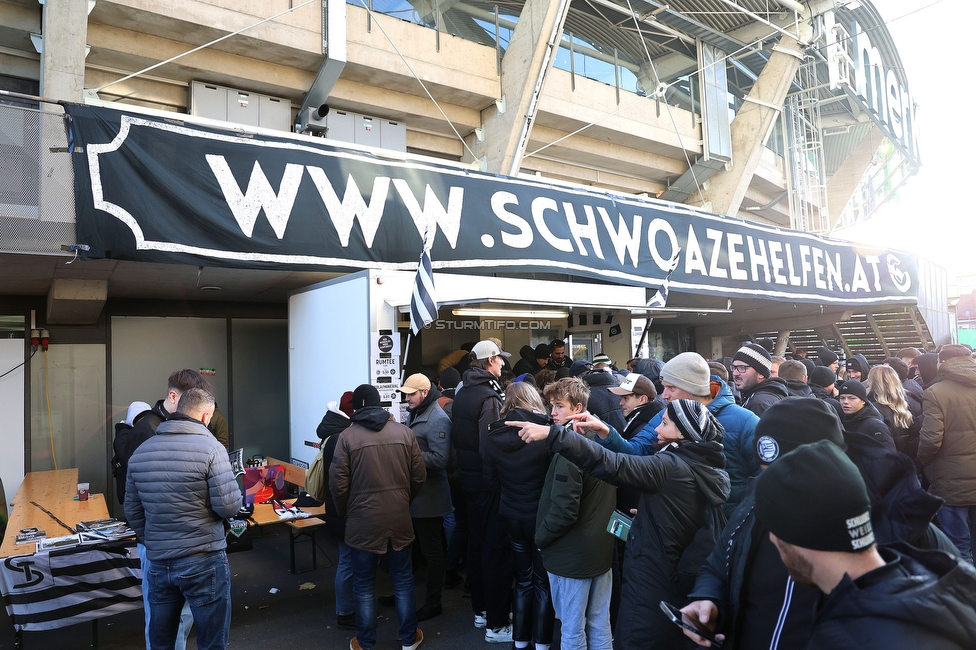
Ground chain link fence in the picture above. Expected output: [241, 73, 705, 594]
[0, 98, 76, 254]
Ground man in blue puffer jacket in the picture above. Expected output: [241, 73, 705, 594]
[593, 352, 759, 513]
[125, 388, 242, 650]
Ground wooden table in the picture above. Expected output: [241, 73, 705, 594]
[0, 469, 110, 557]
[248, 500, 328, 573]
[0, 470, 139, 648]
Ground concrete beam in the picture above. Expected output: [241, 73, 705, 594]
[40, 0, 89, 101]
[329, 78, 481, 133]
[0, 0, 40, 34]
[696, 309, 852, 340]
[93, 0, 322, 62]
[527, 124, 689, 178]
[697, 36, 803, 216]
[406, 130, 464, 159]
[516, 157, 666, 196]
[537, 70, 701, 158]
[345, 6, 499, 106]
[469, 0, 571, 174]
[86, 22, 315, 101]
[825, 123, 883, 231]
[47, 279, 108, 325]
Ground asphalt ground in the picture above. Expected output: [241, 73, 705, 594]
[0, 526, 561, 650]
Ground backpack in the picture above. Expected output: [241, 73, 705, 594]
[112, 410, 162, 505]
[305, 440, 328, 502]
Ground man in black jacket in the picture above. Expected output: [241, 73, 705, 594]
[682, 399, 958, 650]
[779, 360, 814, 397]
[315, 399, 354, 630]
[846, 353, 870, 382]
[838, 380, 894, 449]
[548, 339, 572, 372]
[753, 442, 976, 650]
[732, 343, 789, 417]
[451, 340, 514, 643]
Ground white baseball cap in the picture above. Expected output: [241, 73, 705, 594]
[471, 340, 511, 360]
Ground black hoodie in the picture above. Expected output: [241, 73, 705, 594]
[582, 371, 627, 434]
[847, 353, 870, 379]
[350, 405, 391, 432]
[513, 345, 545, 378]
[843, 401, 895, 450]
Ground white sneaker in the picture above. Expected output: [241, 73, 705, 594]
[474, 612, 487, 628]
[485, 625, 513, 643]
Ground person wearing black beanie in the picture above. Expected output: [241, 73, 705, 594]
[838, 381, 895, 449]
[331, 384, 426, 650]
[752, 441, 976, 650]
[754, 398, 846, 465]
[817, 346, 840, 372]
[732, 343, 789, 417]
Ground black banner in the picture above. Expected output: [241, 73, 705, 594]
[65, 104, 917, 305]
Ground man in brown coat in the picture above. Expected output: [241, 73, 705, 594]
[918, 344, 976, 563]
[330, 384, 426, 650]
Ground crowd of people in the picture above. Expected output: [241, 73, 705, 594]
[119, 337, 976, 650]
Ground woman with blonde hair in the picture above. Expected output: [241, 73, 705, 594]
[866, 364, 916, 456]
[485, 380, 555, 650]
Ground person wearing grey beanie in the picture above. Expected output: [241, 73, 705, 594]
[660, 352, 711, 398]
[571, 351, 759, 516]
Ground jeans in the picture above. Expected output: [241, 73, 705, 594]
[349, 541, 418, 649]
[937, 505, 976, 564]
[146, 550, 232, 650]
[413, 516, 446, 605]
[336, 540, 355, 616]
[548, 569, 613, 650]
[505, 516, 554, 644]
[139, 543, 194, 650]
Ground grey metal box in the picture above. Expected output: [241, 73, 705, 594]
[190, 82, 227, 122]
[380, 120, 406, 152]
[227, 90, 260, 127]
[354, 115, 382, 148]
[259, 95, 292, 132]
[327, 110, 356, 142]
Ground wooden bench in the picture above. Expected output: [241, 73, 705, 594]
[257, 457, 328, 574]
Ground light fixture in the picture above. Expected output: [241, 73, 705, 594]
[452, 307, 569, 319]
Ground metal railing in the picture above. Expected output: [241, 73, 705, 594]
[0, 93, 76, 254]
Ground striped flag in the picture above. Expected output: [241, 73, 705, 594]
[410, 236, 438, 334]
[647, 252, 680, 308]
[0, 542, 142, 631]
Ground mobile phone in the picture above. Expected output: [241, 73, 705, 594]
[659, 601, 723, 647]
[607, 509, 633, 540]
